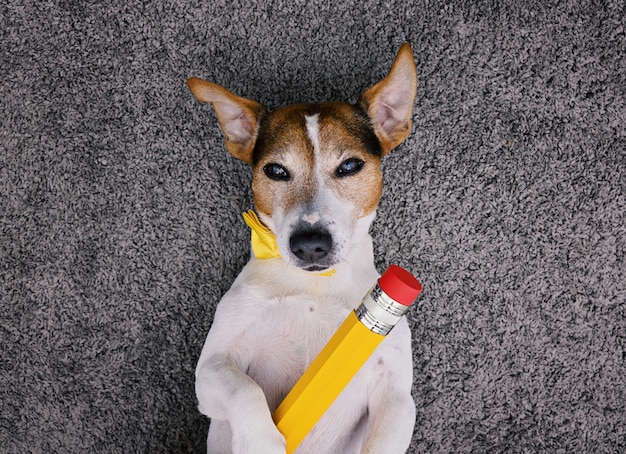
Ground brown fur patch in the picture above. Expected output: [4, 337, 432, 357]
[251, 102, 383, 219]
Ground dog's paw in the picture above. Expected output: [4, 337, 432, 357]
[232, 425, 286, 454]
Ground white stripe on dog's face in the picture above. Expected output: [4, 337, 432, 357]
[305, 114, 322, 159]
[251, 102, 384, 271]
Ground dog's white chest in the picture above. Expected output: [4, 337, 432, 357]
[240, 290, 355, 409]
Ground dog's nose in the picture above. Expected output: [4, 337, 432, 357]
[289, 231, 332, 263]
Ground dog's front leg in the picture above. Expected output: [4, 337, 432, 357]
[360, 321, 416, 453]
[361, 385, 416, 454]
[196, 353, 286, 454]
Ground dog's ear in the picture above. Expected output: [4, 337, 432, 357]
[187, 78, 267, 165]
[358, 43, 417, 156]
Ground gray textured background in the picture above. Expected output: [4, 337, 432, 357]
[2, 0, 625, 452]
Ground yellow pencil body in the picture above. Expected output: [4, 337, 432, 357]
[273, 311, 384, 452]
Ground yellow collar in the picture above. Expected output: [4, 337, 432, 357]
[242, 210, 335, 277]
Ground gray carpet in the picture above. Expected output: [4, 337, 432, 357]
[2, 0, 625, 452]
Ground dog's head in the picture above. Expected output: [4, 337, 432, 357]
[188, 44, 417, 273]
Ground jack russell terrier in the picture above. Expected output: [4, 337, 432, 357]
[187, 43, 418, 454]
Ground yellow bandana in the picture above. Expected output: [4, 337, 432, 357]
[242, 210, 336, 277]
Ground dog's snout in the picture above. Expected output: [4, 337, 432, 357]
[289, 230, 332, 263]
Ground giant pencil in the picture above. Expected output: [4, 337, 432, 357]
[273, 264, 422, 453]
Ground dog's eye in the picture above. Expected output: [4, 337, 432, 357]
[336, 158, 365, 177]
[263, 163, 290, 181]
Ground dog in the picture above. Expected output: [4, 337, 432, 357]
[187, 43, 418, 454]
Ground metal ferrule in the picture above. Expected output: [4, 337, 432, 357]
[355, 284, 410, 335]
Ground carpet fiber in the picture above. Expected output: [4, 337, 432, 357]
[1, 0, 625, 452]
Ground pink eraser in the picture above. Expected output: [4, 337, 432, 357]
[378, 264, 422, 306]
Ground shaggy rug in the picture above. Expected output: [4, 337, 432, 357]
[1, 0, 625, 452]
